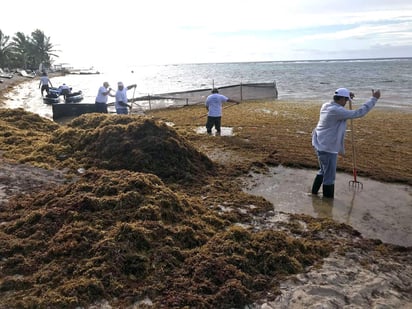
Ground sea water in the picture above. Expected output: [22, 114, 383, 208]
[4, 57, 412, 119]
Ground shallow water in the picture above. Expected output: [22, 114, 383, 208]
[243, 166, 412, 247]
[195, 126, 233, 136]
[4, 58, 412, 121]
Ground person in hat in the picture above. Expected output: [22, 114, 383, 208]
[205, 88, 240, 136]
[95, 82, 114, 113]
[115, 82, 137, 114]
[311, 88, 381, 198]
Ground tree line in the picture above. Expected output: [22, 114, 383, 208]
[0, 29, 58, 71]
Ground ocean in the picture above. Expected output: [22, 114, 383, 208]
[4, 57, 412, 119]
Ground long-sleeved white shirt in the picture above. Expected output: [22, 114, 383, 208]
[115, 89, 128, 109]
[312, 97, 377, 154]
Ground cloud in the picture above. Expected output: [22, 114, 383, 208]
[1, 0, 412, 65]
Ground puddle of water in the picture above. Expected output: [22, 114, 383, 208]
[243, 166, 412, 246]
[195, 126, 233, 136]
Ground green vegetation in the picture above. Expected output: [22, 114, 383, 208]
[0, 29, 57, 70]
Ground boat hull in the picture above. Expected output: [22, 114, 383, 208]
[43, 94, 60, 104]
[52, 103, 97, 121]
[64, 91, 84, 103]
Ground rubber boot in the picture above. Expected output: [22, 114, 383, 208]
[323, 184, 335, 199]
[311, 174, 323, 194]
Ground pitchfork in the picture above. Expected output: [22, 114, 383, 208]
[348, 99, 363, 189]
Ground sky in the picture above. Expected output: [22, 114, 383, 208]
[2, 0, 412, 69]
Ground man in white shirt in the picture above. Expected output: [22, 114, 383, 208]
[205, 88, 239, 136]
[95, 82, 114, 113]
[311, 88, 381, 198]
[38, 72, 53, 96]
[115, 82, 136, 114]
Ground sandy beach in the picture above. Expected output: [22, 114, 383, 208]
[0, 71, 64, 102]
[0, 75, 30, 101]
[0, 78, 411, 308]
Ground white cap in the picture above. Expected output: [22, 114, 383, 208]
[334, 88, 351, 100]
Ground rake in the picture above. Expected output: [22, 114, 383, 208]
[348, 100, 363, 189]
[129, 85, 137, 115]
[194, 102, 239, 120]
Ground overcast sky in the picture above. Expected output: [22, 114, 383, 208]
[2, 0, 412, 68]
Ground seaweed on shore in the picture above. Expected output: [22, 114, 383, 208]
[0, 110, 216, 184]
[0, 109, 333, 307]
[0, 169, 331, 308]
[0, 107, 409, 308]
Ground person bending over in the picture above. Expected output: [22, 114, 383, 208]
[115, 82, 136, 114]
[205, 88, 239, 136]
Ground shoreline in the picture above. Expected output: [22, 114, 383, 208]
[0, 72, 64, 107]
[2, 75, 411, 114]
[0, 75, 30, 104]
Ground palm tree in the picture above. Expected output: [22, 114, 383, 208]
[0, 30, 13, 68]
[10, 32, 30, 69]
[1, 29, 59, 70]
[30, 29, 58, 70]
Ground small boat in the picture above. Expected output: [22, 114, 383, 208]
[68, 67, 100, 75]
[49, 87, 61, 96]
[0, 68, 13, 79]
[19, 70, 36, 78]
[64, 91, 83, 103]
[43, 87, 84, 104]
[43, 93, 60, 104]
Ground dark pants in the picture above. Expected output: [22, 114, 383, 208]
[41, 85, 49, 96]
[95, 102, 108, 113]
[61, 89, 71, 100]
[206, 116, 221, 134]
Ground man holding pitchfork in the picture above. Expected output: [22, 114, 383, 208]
[311, 88, 381, 198]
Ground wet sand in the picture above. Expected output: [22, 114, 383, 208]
[195, 123, 411, 247]
[0, 71, 64, 107]
[261, 246, 412, 308]
[243, 165, 412, 246]
[0, 75, 30, 102]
